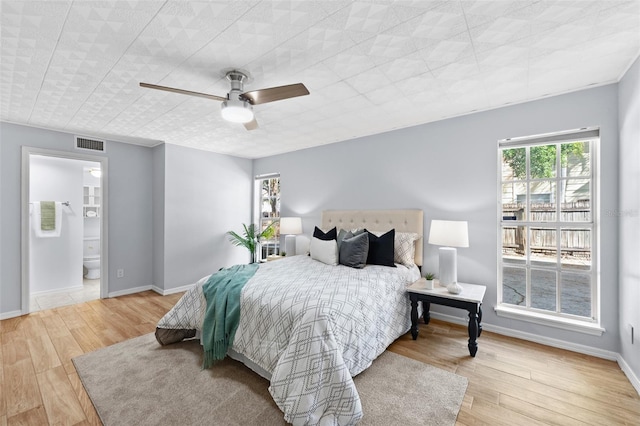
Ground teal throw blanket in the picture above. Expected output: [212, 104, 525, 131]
[201, 263, 258, 369]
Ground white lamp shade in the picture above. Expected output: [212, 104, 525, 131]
[428, 220, 469, 248]
[280, 217, 302, 235]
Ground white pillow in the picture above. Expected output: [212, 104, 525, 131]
[310, 237, 338, 266]
[395, 232, 419, 266]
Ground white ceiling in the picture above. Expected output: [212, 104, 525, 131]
[1, 1, 639, 159]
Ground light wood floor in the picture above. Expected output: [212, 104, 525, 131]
[1, 291, 638, 425]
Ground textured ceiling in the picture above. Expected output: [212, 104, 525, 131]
[1, 1, 639, 159]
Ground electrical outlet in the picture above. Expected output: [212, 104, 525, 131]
[117, 269, 124, 278]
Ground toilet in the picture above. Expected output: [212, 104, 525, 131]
[83, 237, 100, 279]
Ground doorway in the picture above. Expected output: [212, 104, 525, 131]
[21, 147, 108, 313]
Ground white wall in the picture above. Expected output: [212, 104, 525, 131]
[29, 155, 84, 293]
[618, 57, 640, 381]
[158, 144, 253, 291]
[254, 84, 621, 354]
[0, 122, 154, 315]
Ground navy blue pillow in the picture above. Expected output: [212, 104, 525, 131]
[365, 229, 396, 267]
[313, 226, 337, 241]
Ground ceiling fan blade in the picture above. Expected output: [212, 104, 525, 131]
[244, 118, 259, 131]
[242, 83, 309, 105]
[139, 82, 227, 102]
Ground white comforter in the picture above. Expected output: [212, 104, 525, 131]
[157, 255, 420, 425]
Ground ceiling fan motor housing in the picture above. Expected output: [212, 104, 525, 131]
[221, 71, 254, 123]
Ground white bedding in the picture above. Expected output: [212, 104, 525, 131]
[157, 255, 420, 425]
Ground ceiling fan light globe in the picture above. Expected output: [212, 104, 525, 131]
[221, 99, 254, 123]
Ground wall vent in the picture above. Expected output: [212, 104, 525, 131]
[75, 136, 105, 152]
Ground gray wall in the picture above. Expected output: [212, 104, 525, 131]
[618, 57, 640, 379]
[152, 144, 166, 290]
[255, 84, 621, 353]
[0, 122, 254, 315]
[0, 122, 154, 313]
[159, 144, 253, 291]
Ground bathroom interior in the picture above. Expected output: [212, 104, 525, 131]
[29, 154, 102, 311]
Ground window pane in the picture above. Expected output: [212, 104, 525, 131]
[560, 273, 591, 317]
[531, 269, 556, 311]
[561, 228, 591, 270]
[560, 179, 590, 221]
[563, 141, 590, 177]
[502, 147, 526, 180]
[530, 181, 556, 221]
[502, 267, 526, 306]
[502, 182, 527, 220]
[498, 134, 596, 323]
[530, 145, 557, 179]
[530, 227, 556, 267]
[261, 178, 280, 218]
[258, 177, 281, 258]
[502, 226, 526, 264]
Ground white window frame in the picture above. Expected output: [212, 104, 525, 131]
[495, 128, 604, 336]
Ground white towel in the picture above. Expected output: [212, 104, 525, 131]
[32, 201, 62, 238]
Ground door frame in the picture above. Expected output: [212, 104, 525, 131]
[21, 146, 109, 313]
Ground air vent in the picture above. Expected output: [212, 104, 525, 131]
[75, 136, 105, 152]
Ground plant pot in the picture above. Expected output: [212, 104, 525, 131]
[425, 279, 434, 290]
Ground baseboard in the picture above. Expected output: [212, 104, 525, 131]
[108, 285, 152, 298]
[151, 284, 193, 296]
[617, 354, 640, 395]
[31, 285, 83, 297]
[429, 312, 619, 360]
[0, 310, 23, 320]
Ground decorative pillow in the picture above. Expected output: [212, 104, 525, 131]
[365, 229, 396, 267]
[339, 232, 369, 269]
[313, 226, 337, 241]
[310, 237, 338, 266]
[337, 228, 365, 250]
[394, 232, 420, 266]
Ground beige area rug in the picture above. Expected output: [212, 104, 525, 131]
[73, 333, 467, 425]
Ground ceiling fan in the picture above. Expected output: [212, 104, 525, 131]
[140, 70, 309, 131]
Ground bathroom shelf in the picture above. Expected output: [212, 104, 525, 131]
[83, 186, 100, 218]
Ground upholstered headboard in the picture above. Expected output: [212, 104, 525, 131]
[321, 209, 424, 266]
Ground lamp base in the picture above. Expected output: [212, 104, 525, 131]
[446, 282, 462, 294]
[438, 247, 457, 286]
[284, 234, 296, 256]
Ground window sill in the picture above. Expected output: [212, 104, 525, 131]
[494, 305, 605, 336]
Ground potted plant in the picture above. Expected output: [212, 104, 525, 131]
[227, 221, 278, 263]
[424, 272, 435, 290]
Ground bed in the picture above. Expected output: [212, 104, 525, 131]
[156, 209, 424, 425]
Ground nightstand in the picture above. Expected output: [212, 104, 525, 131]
[407, 278, 486, 357]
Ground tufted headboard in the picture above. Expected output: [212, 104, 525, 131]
[321, 209, 424, 266]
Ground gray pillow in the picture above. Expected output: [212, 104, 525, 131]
[337, 228, 366, 250]
[339, 232, 369, 268]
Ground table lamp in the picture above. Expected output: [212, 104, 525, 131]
[280, 217, 302, 256]
[428, 220, 469, 294]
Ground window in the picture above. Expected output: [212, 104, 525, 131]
[255, 173, 280, 260]
[497, 128, 601, 334]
